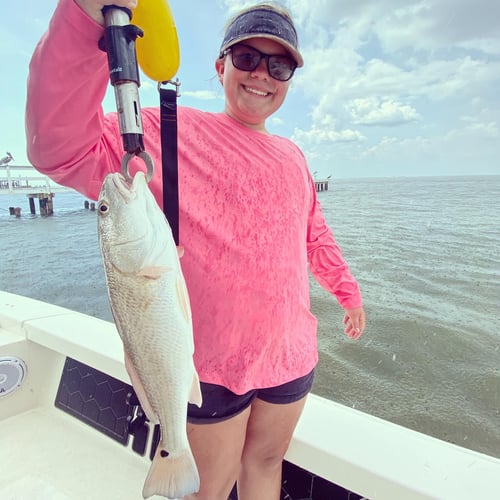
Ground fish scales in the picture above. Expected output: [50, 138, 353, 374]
[97, 171, 202, 499]
[111, 274, 190, 441]
[111, 273, 194, 451]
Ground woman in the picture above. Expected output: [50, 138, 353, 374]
[26, 1, 366, 498]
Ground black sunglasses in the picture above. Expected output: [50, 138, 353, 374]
[222, 43, 297, 82]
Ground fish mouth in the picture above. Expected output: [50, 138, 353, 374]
[110, 173, 136, 203]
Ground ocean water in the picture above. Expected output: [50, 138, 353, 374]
[0, 175, 499, 458]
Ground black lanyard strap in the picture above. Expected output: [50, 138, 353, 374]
[159, 84, 179, 245]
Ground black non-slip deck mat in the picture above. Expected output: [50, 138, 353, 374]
[55, 357, 135, 445]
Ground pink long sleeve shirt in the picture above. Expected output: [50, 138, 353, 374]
[26, 0, 362, 394]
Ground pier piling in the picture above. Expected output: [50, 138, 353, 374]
[29, 197, 35, 215]
[27, 193, 55, 216]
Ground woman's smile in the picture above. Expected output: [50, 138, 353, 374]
[242, 84, 272, 97]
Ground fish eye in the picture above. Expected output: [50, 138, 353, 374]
[98, 201, 110, 215]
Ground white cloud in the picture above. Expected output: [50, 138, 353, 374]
[297, 52, 500, 106]
[292, 126, 364, 146]
[448, 121, 499, 140]
[279, 0, 500, 178]
[289, 0, 500, 54]
[375, 1, 500, 54]
[218, 0, 257, 16]
[348, 98, 420, 126]
[357, 119, 499, 175]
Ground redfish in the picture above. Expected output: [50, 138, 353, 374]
[97, 171, 201, 499]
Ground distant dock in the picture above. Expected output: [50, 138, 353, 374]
[0, 164, 71, 216]
[314, 179, 329, 192]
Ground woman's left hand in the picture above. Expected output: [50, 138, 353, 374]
[343, 306, 366, 339]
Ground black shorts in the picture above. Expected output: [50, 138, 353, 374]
[187, 369, 315, 424]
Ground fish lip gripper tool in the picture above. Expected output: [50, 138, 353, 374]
[99, 6, 154, 182]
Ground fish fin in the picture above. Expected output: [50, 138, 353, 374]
[137, 266, 172, 279]
[176, 274, 192, 323]
[189, 369, 203, 408]
[124, 350, 159, 424]
[142, 445, 200, 499]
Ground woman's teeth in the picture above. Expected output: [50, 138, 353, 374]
[244, 86, 269, 96]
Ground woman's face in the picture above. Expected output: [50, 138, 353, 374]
[216, 37, 292, 132]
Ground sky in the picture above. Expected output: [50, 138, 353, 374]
[1, 0, 499, 180]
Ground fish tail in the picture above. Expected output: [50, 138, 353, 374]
[142, 444, 200, 499]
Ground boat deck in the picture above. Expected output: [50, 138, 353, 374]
[1, 291, 499, 499]
[1, 406, 152, 500]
